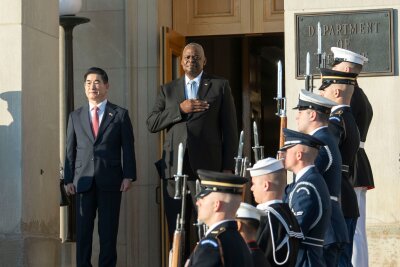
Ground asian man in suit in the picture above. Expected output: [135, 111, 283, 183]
[64, 67, 137, 267]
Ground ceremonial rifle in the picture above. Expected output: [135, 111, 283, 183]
[317, 22, 326, 69]
[169, 143, 188, 267]
[169, 175, 188, 267]
[275, 60, 287, 151]
[305, 52, 314, 92]
[252, 121, 264, 162]
[234, 130, 248, 176]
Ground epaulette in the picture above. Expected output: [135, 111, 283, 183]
[331, 109, 344, 116]
[209, 227, 227, 238]
[329, 108, 346, 140]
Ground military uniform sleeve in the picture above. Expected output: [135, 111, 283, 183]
[188, 238, 222, 267]
[146, 85, 183, 133]
[288, 183, 321, 235]
[328, 114, 344, 146]
[315, 145, 332, 174]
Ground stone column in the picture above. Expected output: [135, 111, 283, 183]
[0, 0, 60, 266]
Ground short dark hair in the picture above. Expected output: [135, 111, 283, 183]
[84, 67, 109, 83]
[315, 110, 330, 122]
[237, 218, 260, 231]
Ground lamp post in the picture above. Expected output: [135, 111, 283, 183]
[59, 0, 89, 243]
[60, 16, 90, 119]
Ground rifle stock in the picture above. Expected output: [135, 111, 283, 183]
[279, 116, 287, 149]
[170, 215, 185, 267]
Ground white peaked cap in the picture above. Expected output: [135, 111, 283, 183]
[247, 157, 284, 177]
[331, 47, 368, 66]
[236, 202, 262, 221]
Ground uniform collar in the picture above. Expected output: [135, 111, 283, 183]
[331, 104, 349, 113]
[257, 199, 283, 211]
[309, 126, 328, 136]
[294, 165, 314, 182]
[205, 219, 234, 236]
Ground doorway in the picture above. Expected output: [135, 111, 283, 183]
[187, 34, 285, 164]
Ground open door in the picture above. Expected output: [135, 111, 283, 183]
[159, 26, 185, 267]
[160, 27, 185, 84]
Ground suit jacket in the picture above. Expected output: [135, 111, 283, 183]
[284, 167, 331, 267]
[147, 73, 238, 179]
[313, 127, 349, 245]
[350, 84, 374, 188]
[329, 106, 360, 218]
[187, 220, 253, 267]
[257, 202, 302, 267]
[64, 101, 136, 193]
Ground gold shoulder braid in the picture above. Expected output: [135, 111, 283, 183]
[210, 227, 226, 266]
[331, 108, 346, 142]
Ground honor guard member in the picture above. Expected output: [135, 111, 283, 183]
[280, 129, 331, 267]
[331, 47, 374, 267]
[186, 170, 253, 267]
[236, 202, 269, 267]
[294, 90, 349, 266]
[248, 158, 303, 267]
[318, 68, 360, 267]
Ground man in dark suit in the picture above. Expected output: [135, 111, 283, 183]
[147, 43, 238, 247]
[186, 170, 253, 267]
[280, 129, 332, 267]
[248, 157, 302, 267]
[318, 68, 360, 267]
[64, 67, 137, 267]
[330, 47, 374, 267]
[294, 89, 349, 266]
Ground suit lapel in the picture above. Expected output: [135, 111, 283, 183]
[176, 77, 186, 103]
[80, 104, 95, 143]
[96, 102, 116, 141]
[198, 74, 211, 100]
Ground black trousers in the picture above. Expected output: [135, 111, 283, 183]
[76, 181, 122, 267]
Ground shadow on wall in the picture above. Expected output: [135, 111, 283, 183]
[0, 90, 21, 175]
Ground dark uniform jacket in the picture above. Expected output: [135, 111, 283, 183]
[64, 101, 137, 192]
[248, 241, 269, 267]
[256, 202, 302, 267]
[147, 73, 238, 184]
[187, 220, 253, 267]
[328, 105, 360, 218]
[350, 84, 374, 188]
[313, 127, 349, 245]
[284, 167, 331, 267]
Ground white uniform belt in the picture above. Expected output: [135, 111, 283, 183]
[360, 141, 365, 149]
[342, 165, 349, 173]
[301, 236, 324, 247]
[330, 196, 338, 202]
